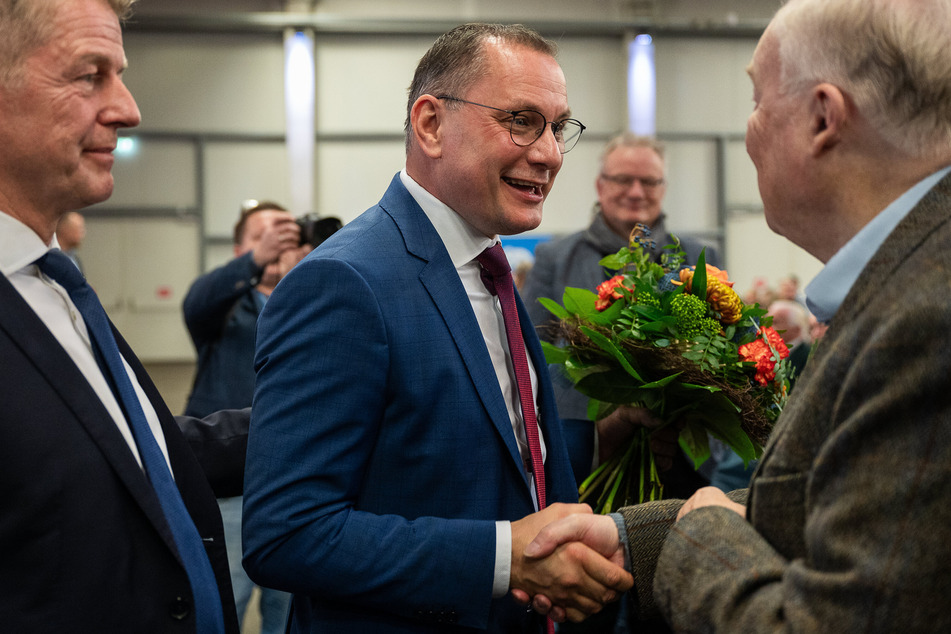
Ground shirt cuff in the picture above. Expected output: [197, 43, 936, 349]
[610, 512, 630, 571]
[493, 521, 512, 598]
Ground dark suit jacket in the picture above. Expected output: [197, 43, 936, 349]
[183, 251, 263, 418]
[0, 275, 241, 633]
[242, 174, 579, 633]
[619, 171, 951, 631]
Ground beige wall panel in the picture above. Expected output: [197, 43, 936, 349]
[725, 212, 823, 301]
[663, 139, 718, 235]
[204, 142, 293, 238]
[555, 37, 628, 136]
[81, 217, 200, 362]
[315, 142, 408, 222]
[725, 137, 760, 207]
[95, 139, 197, 210]
[315, 35, 432, 134]
[123, 33, 285, 135]
[655, 37, 756, 134]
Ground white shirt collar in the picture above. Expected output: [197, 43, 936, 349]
[399, 169, 497, 266]
[0, 212, 59, 277]
[805, 165, 951, 322]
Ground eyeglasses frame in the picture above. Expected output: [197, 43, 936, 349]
[599, 173, 666, 190]
[436, 95, 586, 154]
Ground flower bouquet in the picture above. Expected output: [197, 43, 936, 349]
[539, 225, 791, 512]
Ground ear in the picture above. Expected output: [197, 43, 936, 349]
[810, 83, 848, 156]
[410, 95, 444, 159]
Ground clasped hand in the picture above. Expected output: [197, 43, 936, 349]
[509, 504, 632, 623]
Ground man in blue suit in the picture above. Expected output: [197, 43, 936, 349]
[242, 22, 633, 633]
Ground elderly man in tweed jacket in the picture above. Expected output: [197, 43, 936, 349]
[511, 0, 951, 630]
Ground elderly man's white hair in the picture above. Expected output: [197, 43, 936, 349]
[770, 0, 951, 161]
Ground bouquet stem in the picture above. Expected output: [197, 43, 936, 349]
[579, 426, 663, 513]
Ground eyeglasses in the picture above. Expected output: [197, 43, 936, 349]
[599, 173, 665, 190]
[437, 95, 586, 154]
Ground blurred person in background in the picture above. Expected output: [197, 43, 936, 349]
[183, 199, 311, 634]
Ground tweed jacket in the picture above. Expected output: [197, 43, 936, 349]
[619, 171, 951, 631]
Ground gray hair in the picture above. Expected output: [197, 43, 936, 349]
[0, 0, 137, 87]
[771, 0, 951, 160]
[599, 132, 665, 172]
[404, 23, 558, 152]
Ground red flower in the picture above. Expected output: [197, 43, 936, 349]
[595, 275, 631, 311]
[738, 326, 790, 385]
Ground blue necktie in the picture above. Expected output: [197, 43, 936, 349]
[37, 249, 225, 633]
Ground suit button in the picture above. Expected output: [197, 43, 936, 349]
[170, 596, 192, 620]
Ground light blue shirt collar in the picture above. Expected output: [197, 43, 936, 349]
[806, 166, 951, 322]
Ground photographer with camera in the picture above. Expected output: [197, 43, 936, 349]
[181, 199, 326, 634]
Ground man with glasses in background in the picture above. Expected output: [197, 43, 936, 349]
[242, 22, 632, 634]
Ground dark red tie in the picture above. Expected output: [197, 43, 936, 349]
[477, 244, 546, 510]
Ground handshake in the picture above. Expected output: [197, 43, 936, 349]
[509, 503, 632, 623]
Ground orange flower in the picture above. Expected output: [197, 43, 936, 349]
[595, 275, 631, 311]
[707, 279, 744, 325]
[677, 264, 735, 292]
[677, 266, 743, 324]
[738, 327, 790, 385]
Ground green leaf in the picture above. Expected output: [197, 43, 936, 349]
[579, 325, 644, 382]
[693, 398, 757, 464]
[678, 421, 712, 469]
[598, 253, 626, 270]
[638, 372, 682, 389]
[680, 382, 722, 394]
[538, 296, 569, 320]
[563, 287, 602, 319]
[692, 248, 707, 301]
[589, 296, 625, 326]
[541, 341, 569, 365]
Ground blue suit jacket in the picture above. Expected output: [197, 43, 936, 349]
[242, 174, 579, 633]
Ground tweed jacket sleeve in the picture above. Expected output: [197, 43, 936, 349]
[618, 489, 747, 619]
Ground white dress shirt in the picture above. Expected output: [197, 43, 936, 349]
[0, 211, 172, 472]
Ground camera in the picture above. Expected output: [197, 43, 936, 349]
[296, 213, 343, 248]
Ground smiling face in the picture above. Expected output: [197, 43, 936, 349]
[428, 40, 569, 237]
[0, 0, 140, 235]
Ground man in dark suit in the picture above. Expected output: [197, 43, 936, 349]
[0, 0, 245, 631]
[242, 22, 632, 633]
[518, 0, 951, 630]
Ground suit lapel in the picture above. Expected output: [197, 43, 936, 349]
[379, 176, 530, 486]
[0, 276, 183, 563]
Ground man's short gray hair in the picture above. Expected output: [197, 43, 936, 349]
[599, 132, 665, 173]
[403, 23, 558, 153]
